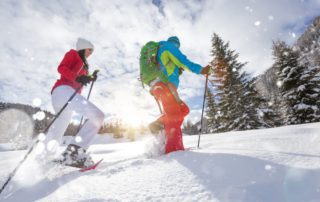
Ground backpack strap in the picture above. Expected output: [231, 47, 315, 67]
[139, 73, 145, 88]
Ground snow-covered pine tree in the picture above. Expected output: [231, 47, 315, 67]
[295, 55, 320, 123]
[205, 89, 218, 133]
[245, 77, 279, 128]
[272, 41, 299, 124]
[209, 33, 269, 132]
[209, 33, 233, 132]
[272, 41, 320, 124]
[296, 16, 320, 123]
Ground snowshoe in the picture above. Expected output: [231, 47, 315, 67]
[59, 144, 94, 168]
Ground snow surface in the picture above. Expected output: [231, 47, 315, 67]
[1, 123, 320, 202]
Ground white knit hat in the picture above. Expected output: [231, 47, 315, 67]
[76, 38, 94, 51]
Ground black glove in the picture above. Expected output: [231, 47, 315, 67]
[76, 75, 92, 86]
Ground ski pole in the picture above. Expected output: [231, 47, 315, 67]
[197, 73, 209, 148]
[0, 85, 83, 195]
[77, 69, 99, 132]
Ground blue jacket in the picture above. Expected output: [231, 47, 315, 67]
[157, 41, 203, 88]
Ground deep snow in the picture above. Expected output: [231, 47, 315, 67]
[0, 123, 320, 202]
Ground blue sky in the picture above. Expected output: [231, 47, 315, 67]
[0, 0, 319, 126]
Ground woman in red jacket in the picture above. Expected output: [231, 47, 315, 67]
[40, 38, 104, 168]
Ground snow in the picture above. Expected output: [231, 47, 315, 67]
[276, 80, 282, 87]
[0, 143, 15, 152]
[268, 16, 274, 21]
[254, 21, 261, 26]
[1, 123, 320, 202]
[297, 85, 306, 92]
[295, 103, 311, 110]
[32, 98, 42, 107]
[32, 111, 46, 121]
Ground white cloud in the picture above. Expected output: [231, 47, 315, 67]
[0, 0, 319, 125]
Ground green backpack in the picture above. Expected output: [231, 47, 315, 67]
[139, 41, 168, 87]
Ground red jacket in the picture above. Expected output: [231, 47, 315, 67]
[51, 49, 88, 94]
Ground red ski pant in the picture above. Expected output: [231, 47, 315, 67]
[150, 82, 190, 154]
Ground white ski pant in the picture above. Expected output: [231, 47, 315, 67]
[44, 85, 104, 152]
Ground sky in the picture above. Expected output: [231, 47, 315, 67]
[0, 0, 319, 126]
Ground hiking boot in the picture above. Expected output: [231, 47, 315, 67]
[148, 120, 164, 135]
[60, 144, 94, 168]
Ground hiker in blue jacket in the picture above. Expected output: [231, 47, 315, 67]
[149, 36, 210, 153]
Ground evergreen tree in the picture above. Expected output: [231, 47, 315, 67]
[272, 41, 320, 124]
[113, 120, 124, 138]
[209, 33, 270, 132]
[245, 77, 279, 128]
[205, 89, 218, 132]
[295, 58, 320, 123]
[183, 120, 194, 135]
[183, 120, 201, 135]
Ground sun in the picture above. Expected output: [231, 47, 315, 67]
[121, 114, 144, 127]
[111, 96, 153, 128]
[118, 108, 153, 128]
[108, 90, 157, 128]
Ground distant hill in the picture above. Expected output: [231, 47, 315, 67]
[0, 102, 54, 144]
